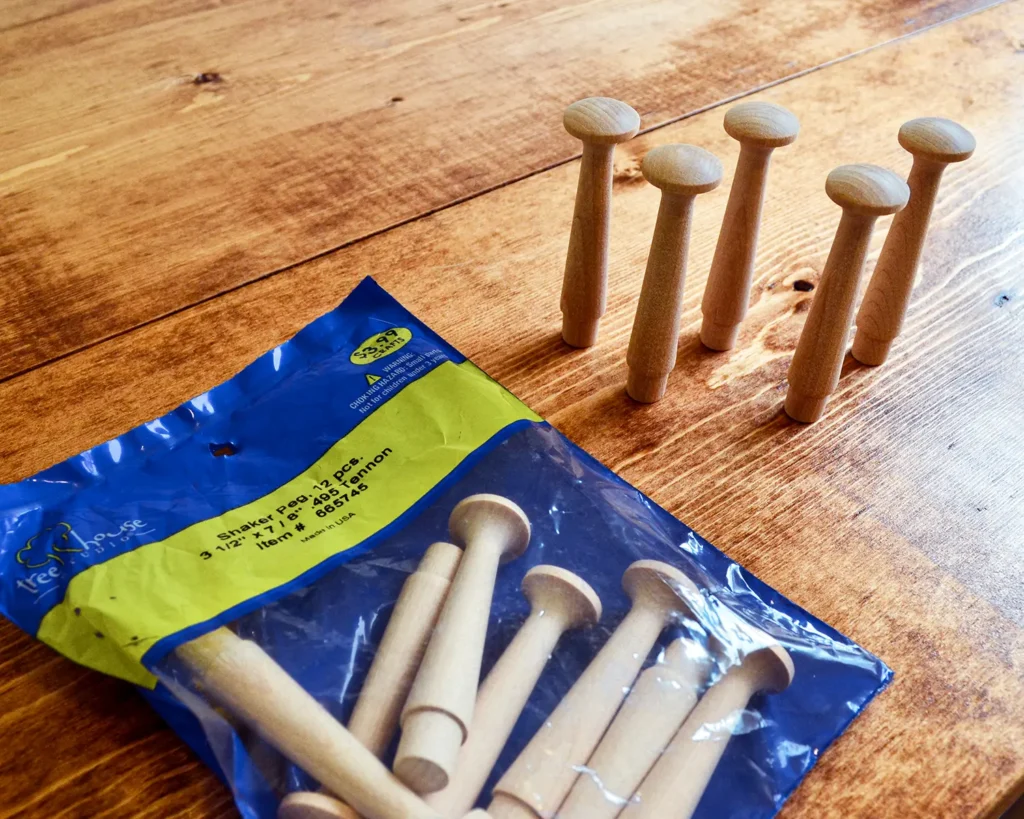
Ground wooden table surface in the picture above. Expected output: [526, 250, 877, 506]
[1, 0, 1022, 817]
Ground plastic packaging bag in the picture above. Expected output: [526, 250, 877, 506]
[0, 278, 891, 818]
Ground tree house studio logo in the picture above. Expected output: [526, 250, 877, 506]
[15, 519, 154, 598]
[16, 522, 82, 570]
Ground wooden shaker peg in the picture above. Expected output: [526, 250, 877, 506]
[852, 118, 976, 365]
[626, 145, 722, 402]
[560, 97, 641, 347]
[622, 645, 795, 819]
[700, 101, 800, 351]
[350, 542, 464, 756]
[175, 628, 443, 819]
[279, 543, 464, 819]
[488, 560, 699, 819]
[427, 566, 602, 818]
[396, 496, 531, 794]
[784, 164, 909, 423]
[557, 637, 713, 819]
[276, 800, 492, 819]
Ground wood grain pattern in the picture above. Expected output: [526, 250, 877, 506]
[0, 625, 234, 819]
[1, 2, 1023, 817]
[0, 0, 999, 380]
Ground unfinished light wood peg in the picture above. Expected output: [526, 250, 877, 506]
[557, 637, 713, 819]
[700, 101, 800, 351]
[279, 542, 464, 819]
[784, 165, 909, 423]
[427, 566, 601, 818]
[560, 97, 641, 348]
[176, 628, 444, 819]
[622, 644, 795, 819]
[488, 560, 699, 819]
[852, 117, 976, 365]
[277, 799, 492, 819]
[626, 145, 722, 402]
[351, 542, 464, 756]
[396, 496, 531, 794]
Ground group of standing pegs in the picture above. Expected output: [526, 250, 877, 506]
[175, 490, 797, 819]
[558, 96, 975, 422]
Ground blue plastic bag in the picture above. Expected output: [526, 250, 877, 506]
[0, 278, 890, 818]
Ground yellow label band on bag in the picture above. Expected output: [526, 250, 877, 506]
[37, 361, 539, 687]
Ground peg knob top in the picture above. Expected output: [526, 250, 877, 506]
[522, 565, 602, 628]
[724, 101, 800, 148]
[642, 144, 723, 196]
[825, 164, 909, 216]
[278, 792, 359, 819]
[449, 494, 531, 562]
[563, 97, 641, 144]
[898, 117, 976, 164]
[742, 644, 796, 694]
[622, 559, 699, 616]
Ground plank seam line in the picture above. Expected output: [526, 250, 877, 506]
[0, 0, 1007, 389]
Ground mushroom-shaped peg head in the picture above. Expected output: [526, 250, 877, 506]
[744, 644, 796, 694]
[622, 559, 700, 618]
[641, 144, 723, 196]
[724, 101, 800, 149]
[522, 565, 602, 629]
[825, 164, 909, 217]
[277, 792, 360, 819]
[563, 97, 641, 145]
[448, 494, 531, 562]
[898, 117, 975, 164]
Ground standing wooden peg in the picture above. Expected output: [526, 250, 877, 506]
[557, 637, 712, 819]
[784, 164, 909, 423]
[622, 644, 795, 819]
[700, 101, 800, 351]
[560, 97, 641, 348]
[852, 118, 976, 365]
[427, 566, 602, 818]
[280, 543, 464, 819]
[175, 628, 443, 819]
[396, 496, 531, 794]
[626, 145, 723, 402]
[488, 560, 699, 819]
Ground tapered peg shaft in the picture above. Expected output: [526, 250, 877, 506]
[785, 165, 909, 423]
[557, 637, 713, 819]
[622, 644, 795, 819]
[176, 628, 444, 819]
[560, 97, 641, 347]
[626, 145, 723, 402]
[852, 118, 976, 365]
[280, 543, 464, 819]
[700, 102, 800, 351]
[427, 566, 602, 818]
[396, 496, 531, 794]
[488, 560, 699, 819]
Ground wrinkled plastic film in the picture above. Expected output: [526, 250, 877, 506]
[0, 279, 891, 819]
[152, 423, 889, 817]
